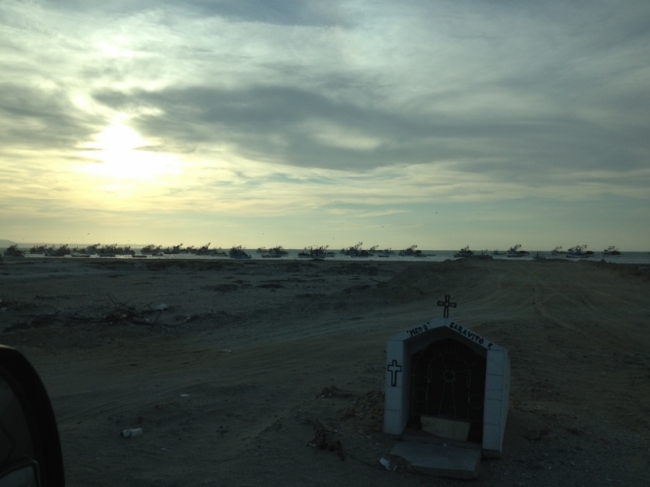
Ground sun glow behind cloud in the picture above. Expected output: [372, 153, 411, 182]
[78, 117, 180, 182]
[1, 1, 649, 249]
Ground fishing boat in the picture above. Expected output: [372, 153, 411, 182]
[3, 244, 25, 257]
[399, 245, 426, 257]
[229, 246, 251, 259]
[341, 242, 371, 257]
[566, 245, 593, 259]
[261, 246, 288, 258]
[454, 246, 473, 258]
[299, 246, 333, 259]
[507, 244, 529, 258]
[602, 246, 622, 256]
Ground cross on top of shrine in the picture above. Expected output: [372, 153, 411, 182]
[437, 294, 457, 318]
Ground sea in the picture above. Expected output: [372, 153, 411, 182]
[10, 248, 650, 265]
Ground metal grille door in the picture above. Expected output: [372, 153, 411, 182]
[410, 339, 486, 442]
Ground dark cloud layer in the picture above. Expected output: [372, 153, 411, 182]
[0, 83, 100, 151]
[92, 82, 647, 179]
[50, 0, 347, 26]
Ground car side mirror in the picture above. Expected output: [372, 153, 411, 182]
[0, 345, 65, 486]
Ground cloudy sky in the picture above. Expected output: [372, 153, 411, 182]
[2, 1, 649, 251]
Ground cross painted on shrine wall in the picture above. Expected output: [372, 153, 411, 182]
[387, 359, 402, 387]
[437, 294, 457, 318]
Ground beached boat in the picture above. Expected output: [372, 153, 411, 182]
[454, 246, 473, 258]
[163, 244, 179, 254]
[194, 243, 216, 256]
[299, 246, 332, 259]
[399, 245, 426, 257]
[602, 246, 622, 256]
[340, 243, 381, 257]
[507, 244, 529, 258]
[261, 246, 288, 258]
[262, 245, 289, 259]
[3, 244, 25, 257]
[229, 246, 251, 259]
[141, 244, 163, 255]
[566, 245, 593, 259]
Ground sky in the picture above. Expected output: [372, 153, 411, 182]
[1, 0, 649, 251]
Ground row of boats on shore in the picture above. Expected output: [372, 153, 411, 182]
[2, 242, 624, 260]
[553, 245, 622, 258]
[2, 242, 430, 260]
[303, 243, 427, 259]
[231, 243, 429, 259]
[454, 244, 623, 259]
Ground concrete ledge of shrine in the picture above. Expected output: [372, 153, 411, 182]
[390, 441, 482, 479]
[400, 428, 480, 449]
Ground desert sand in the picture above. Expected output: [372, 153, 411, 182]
[1, 257, 649, 486]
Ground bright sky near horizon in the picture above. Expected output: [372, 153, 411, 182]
[1, 1, 649, 251]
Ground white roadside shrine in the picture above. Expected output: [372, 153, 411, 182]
[383, 313, 510, 459]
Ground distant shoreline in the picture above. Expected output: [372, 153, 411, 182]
[2, 254, 650, 269]
[3, 244, 650, 265]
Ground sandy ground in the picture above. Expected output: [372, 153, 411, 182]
[1, 257, 649, 486]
